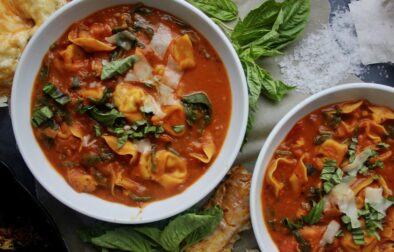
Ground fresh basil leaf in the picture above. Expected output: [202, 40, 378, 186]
[292, 230, 311, 252]
[31, 106, 54, 127]
[89, 88, 111, 105]
[106, 30, 139, 51]
[232, 0, 310, 57]
[182, 206, 223, 250]
[187, 0, 238, 22]
[43, 83, 70, 105]
[91, 228, 156, 252]
[241, 56, 294, 141]
[182, 92, 213, 129]
[134, 227, 163, 246]
[314, 133, 332, 145]
[302, 200, 324, 225]
[89, 108, 124, 127]
[101, 55, 139, 80]
[160, 206, 223, 252]
[282, 218, 303, 230]
[93, 125, 102, 137]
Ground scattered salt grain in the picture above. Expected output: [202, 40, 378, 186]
[278, 9, 364, 94]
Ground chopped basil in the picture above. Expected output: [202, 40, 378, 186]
[106, 30, 140, 51]
[320, 160, 343, 194]
[132, 196, 152, 202]
[101, 55, 139, 80]
[302, 200, 324, 225]
[172, 125, 185, 133]
[31, 106, 54, 127]
[377, 142, 390, 149]
[40, 66, 49, 81]
[89, 108, 124, 127]
[117, 134, 128, 149]
[93, 125, 102, 137]
[89, 88, 111, 105]
[275, 150, 293, 156]
[348, 136, 358, 163]
[161, 14, 189, 28]
[182, 92, 212, 130]
[351, 228, 365, 245]
[131, 4, 153, 15]
[282, 218, 303, 230]
[166, 144, 180, 156]
[314, 132, 332, 145]
[305, 163, 317, 177]
[43, 83, 71, 105]
[387, 125, 394, 139]
[81, 152, 114, 167]
[324, 109, 342, 128]
[292, 230, 311, 252]
[71, 76, 81, 89]
[133, 20, 154, 37]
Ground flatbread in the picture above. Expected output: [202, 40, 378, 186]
[0, 0, 67, 97]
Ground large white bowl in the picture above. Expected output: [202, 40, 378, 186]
[250, 83, 394, 251]
[11, 0, 248, 223]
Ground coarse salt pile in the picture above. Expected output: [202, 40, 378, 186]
[278, 9, 364, 94]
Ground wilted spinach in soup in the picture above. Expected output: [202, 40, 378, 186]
[30, 4, 231, 206]
[262, 100, 394, 252]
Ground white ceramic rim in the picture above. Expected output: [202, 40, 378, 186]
[11, 0, 248, 223]
[250, 83, 394, 251]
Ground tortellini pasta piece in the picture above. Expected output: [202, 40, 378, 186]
[68, 29, 115, 53]
[102, 135, 138, 164]
[189, 133, 216, 163]
[339, 100, 363, 114]
[368, 105, 394, 123]
[113, 83, 146, 122]
[318, 139, 348, 165]
[289, 154, 308, 195]
[59, 44, 86, 71]
[111, 169, 145, 195]
[266, 158, 296, 197]
[359, 119, 388, 143]
[152, 105, 186, 136]
[153, 150, 187, 188]
[78, 85, 105, 101]
[170, 34, 196, 70]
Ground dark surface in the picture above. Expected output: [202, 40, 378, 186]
[0, 161, 68, 251]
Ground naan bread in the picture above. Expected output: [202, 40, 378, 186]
[0, 0, 67, 97]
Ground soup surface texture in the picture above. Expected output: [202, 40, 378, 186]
[262, 100, 394, 251]
[31, 4, 231, 206]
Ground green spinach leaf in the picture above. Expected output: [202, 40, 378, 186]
[182, 92, 213, 129]
[302, 200, 324, 225]
[89, 108, 124, 127]
[43, 83, 70, 105]
[101, 55, 139, 80]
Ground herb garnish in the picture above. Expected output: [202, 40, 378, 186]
[320, 160, 343, 194]
[101, 55, 139, 80]
[31, 106, 54, 127]
[182, 92, 212, 129]
[43, 83, 71, 105]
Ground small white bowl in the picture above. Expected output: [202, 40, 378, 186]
[250, 83, 394, 251]
[11, 0, 248, 223]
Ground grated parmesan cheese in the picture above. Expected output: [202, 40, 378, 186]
[278, 9, 364, 94]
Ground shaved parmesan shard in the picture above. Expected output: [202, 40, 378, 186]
[343, 148, 374, 176]
[150, 24, 172, 60]
[330, 182, 361, 228]
[162, 55, 183, 89]
[157, 83, 178, 106]
[365, 187, 393, 214]
[134, 139, 152, 154]
[141, 95, 165, 118]
[124, 71, 138, 82]
[320, 220, 341, 246]
[133, 50, 153, 81]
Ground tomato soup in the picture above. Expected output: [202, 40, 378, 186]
[262, 100, 394, 251]
[30, 4, 231, 206]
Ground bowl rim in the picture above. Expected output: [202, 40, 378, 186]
[11, 0, 248, 223]
[250, 83, 394, 251]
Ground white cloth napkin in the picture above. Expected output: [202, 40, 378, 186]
[349, 0, 394, 65]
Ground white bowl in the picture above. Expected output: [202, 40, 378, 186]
[250, 83, 394, 251]
[11, 0, 248, 223]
